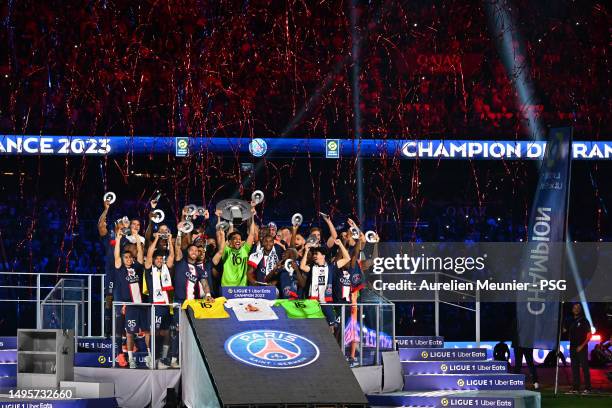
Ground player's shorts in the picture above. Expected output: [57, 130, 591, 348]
[124, 305, 151, 334]
[154, 306, 172, 331]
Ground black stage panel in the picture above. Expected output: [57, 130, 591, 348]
[187, 307, 368, 407]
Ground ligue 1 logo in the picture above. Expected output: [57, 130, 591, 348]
[440, 363, 448, 372]
[440, 398, 449, 407]
[325, 139, 340, 158]
[224, 330, 319, 369]
[177, 139, 188, 150]
[421, 350, 429, 359]
[457, 378, 465, 387]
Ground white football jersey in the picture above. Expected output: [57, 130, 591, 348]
[225, 298, 278, 321]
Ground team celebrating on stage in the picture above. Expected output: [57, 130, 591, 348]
[98, 191, 374, 369]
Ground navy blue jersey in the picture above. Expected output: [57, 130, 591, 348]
[113, 262, 145, 303]
[196, 260, 216, 297]
[100, 232, 116, 296]
[333, 267, 352, 303]
[247, 244, 284, 282]
[333, 262, 364, 302]
[279, 267, 299, 299]
[307, 262, 335, 303]
[173, 259, 206, 303]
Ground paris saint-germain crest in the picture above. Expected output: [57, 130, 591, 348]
[224, 330, 319, 369]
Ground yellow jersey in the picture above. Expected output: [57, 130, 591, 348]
[182, 297, 229, 319]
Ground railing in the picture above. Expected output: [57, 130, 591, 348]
[111, 296, 394, 369]
[326, 288, 396, 366]
[0, 272, 106, 337]
[40, 279, 86, 339]
[1, 272, 395, 368]
[111, 302, 182, 370]
[326, 302, 395, 366]
[376, 271, 481, 345]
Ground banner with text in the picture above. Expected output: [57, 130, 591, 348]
[1, 135, 611, 160]
[515, 128, 571, 349]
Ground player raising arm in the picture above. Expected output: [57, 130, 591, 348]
[213, 206, 256, 287]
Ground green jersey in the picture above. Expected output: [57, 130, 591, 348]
[274, 299, 325, 319]
[221, 243, 252, 287]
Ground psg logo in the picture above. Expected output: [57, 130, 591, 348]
[224, 330, 319, 369]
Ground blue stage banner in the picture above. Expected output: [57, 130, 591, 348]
[0, 135, 611, 160]
[443, 340, 597, 365]
[396, 335, 444, 348]
[516, 128, 571, 349]
[399, 347, 488, 361]
[0, 337, 16, 350]
[402, 374, 525, 391]
[367, 394, 515, 408]
[77, 338, 113, 352]
[402, 360, 508, 375]
[221, 286, 277, 300]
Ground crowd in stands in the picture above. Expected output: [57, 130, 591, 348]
[0, 0, 608, 139]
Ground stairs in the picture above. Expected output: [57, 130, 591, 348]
[368, 336, 541, 408]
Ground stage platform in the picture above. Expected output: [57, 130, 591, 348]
[183, 306, 368, 407]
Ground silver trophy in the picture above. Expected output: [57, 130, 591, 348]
[349, 226, 361, 240]
[216, 221, 230, 231]
[178, 220, 194, 234]
[151, 209, 165, 223]
[284, 259, 295, 274]
[251, 190, 265, 206]
[119, 216, 131, 235]
[216, 199, 253, 224]
[103, 192, 116, 204]
[365, 230, 379, 243]
[291, 213, 303, 227]
[196, 206, 207, 217]
[185, 204, 197, 217]
[306, 234, 319, 245]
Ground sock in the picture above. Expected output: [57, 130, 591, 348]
[127, 351, 133, 361]
[147, 347, 151, 356]
[162, 345, 169, 358]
